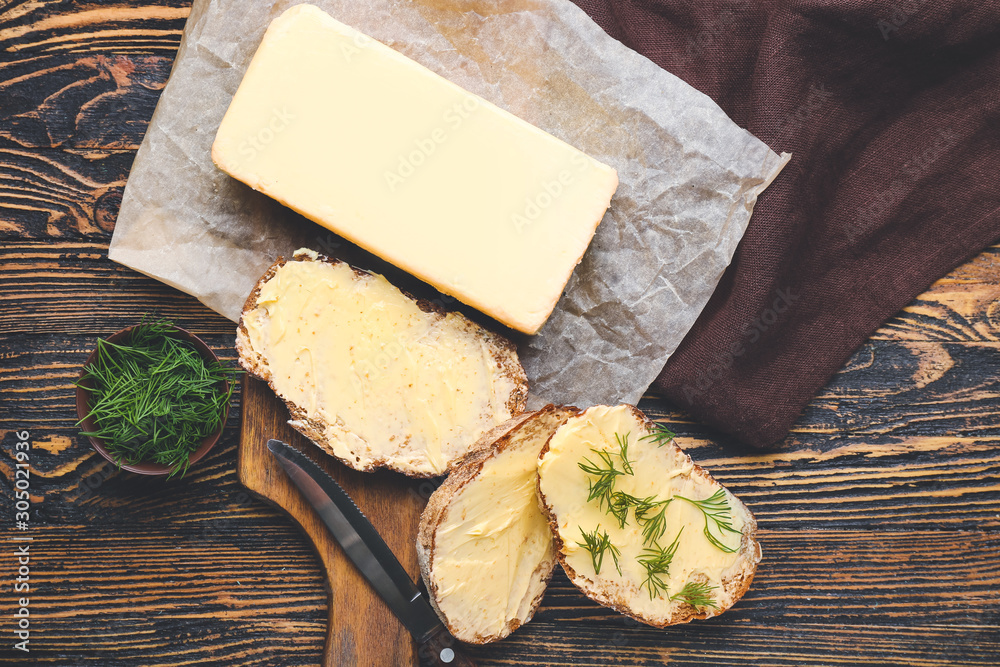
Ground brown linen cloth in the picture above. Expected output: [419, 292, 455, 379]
[572, 0, 1000, 447]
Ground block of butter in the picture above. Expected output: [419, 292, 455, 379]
[212, 4, 619, 335]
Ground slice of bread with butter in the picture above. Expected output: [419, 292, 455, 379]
[537, 404, 761, 627]
[417, 406, 576, 643]
[237, 249, 528, 477]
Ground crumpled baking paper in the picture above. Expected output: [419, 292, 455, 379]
[110, 0, 789, 408]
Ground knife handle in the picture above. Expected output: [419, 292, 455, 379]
[416, 625, 476, 667]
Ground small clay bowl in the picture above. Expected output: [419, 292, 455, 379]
[75, 324, 231, 476]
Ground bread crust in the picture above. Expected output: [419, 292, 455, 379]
[536, 404, 761, 628]
[236, 250, 529, 477]
[416, 405, 578, 643]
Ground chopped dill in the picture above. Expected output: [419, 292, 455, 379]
[614, 431, 634, 474]
[76, 320, 238, 478]
[676, 489, 741, 553]
[578, 450, 626, 510]
[638, 528, 683, 599]
[606, 491, 636, 529]
[577, 430, 680, 543]
[634, 497, 672, 547]
[640, 422, 676, 447]
[669, 581, 718, 610]
[601, 490, 671, 543]
[576, 525, 621, 575]
[578, 432, 636, 513]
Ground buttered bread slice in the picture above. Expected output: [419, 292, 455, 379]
[537, 405, 760, 626]
[417, 406, 577, 643]
[237, 249, 528, 477]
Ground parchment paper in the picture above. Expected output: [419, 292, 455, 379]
[109, 0, 789, 408]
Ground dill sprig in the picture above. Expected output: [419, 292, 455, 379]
[578, 434, 635, 511]
[669, 581, 718, 610]
[635, 497, 672, 546]
[638, 528, 683, 599]
[606, 491, 634, 529]
[77, 321, 237, 478]
[602, 491, 671, 545]
[614, 431, 634, 474]
[578, 430, 678, 541]
[676, 489, 741, 553]
[640, 422, 676, 447]
[578, 450, 626, 510]
[576, 525, 621, 575]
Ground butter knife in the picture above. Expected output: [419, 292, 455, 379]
[267, 439, 474, 667]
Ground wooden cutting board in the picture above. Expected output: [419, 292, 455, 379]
[238, 376, 425, 666]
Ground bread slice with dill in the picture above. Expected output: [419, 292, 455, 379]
[536, 404, 761, 627]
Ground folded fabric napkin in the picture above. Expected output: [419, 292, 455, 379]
[574, 0, 1000, 447]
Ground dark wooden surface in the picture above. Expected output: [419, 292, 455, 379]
[0, 1, 998, 665]
[239, 377, 422, 667]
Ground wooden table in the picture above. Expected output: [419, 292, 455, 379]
[1, 2, 998, 665]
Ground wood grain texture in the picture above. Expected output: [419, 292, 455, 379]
[0, 0, 188, 238]
[0, 0, 998, 665]
[239, 376, 422, 667]
[1, 252, 997, 667]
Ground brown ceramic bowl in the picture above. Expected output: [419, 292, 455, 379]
[75, 324, 231, 476]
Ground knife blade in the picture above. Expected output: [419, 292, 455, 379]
[267, 439, 474, 667]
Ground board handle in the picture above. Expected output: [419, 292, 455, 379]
[240, 376, 423, 665]
[416, 626, 476, 667]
